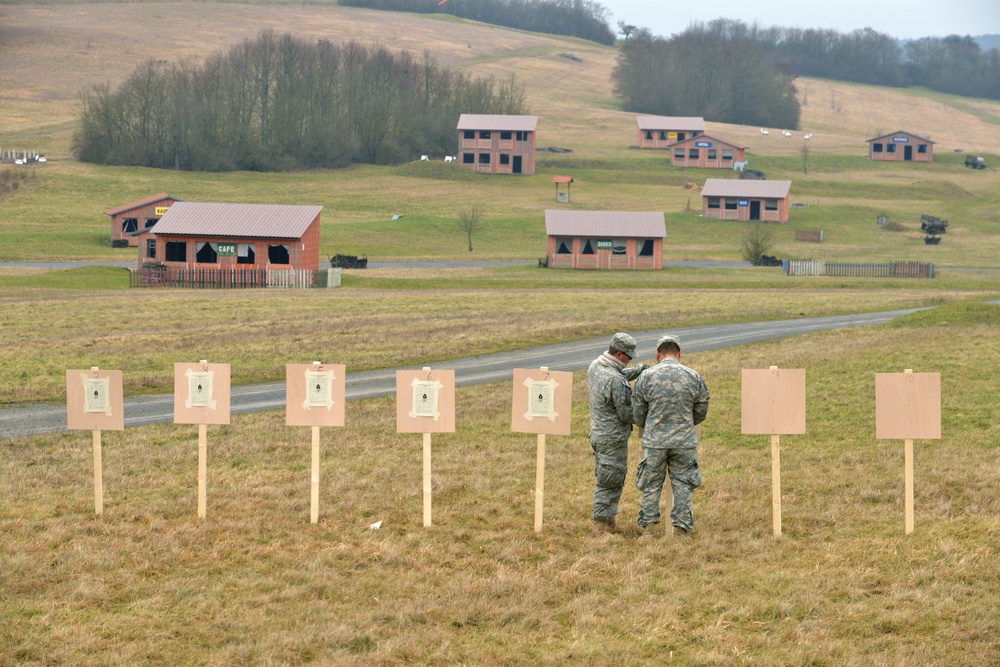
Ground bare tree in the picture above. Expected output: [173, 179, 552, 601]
[458, 206, 485, 252]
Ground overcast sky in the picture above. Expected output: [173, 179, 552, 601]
[600, 0, 1000, 40]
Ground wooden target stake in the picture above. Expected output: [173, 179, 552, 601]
[198, 423, 207, 519]
[534, 432, 546, 533]
[423, 431, 433, 527]
[67, 366, 123, 516]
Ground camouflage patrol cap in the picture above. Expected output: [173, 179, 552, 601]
[656, 334, 681, 349]
[609, 332, 637, 359]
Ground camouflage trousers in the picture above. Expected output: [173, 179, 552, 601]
[635, 447, 702, 531]
[591, 439, 629, 521]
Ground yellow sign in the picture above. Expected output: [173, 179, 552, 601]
[155, 206, 170, 216]
[667, 132, 677, 139]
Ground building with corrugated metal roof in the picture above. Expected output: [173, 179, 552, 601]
[104, 193, 181, 246]
[544, 210, 665, 269]
[669, 134, 747, 169]
[137, 202, 322, 271]
[700, 179, 792, 223]
[636, 116, 705, 149]
[866, 130, 935, 162]
[457, 114, 538, 175]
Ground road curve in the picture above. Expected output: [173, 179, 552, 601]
[0, 308, 923, 439]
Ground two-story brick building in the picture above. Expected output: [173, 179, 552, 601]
[457, 114, 538, 175]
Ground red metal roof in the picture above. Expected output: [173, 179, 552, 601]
[636, 116, 706, 132]
[104, 193, 180, 216]
[700, 179, 792, 198]
[457, 114, 538, 131]
[150, 202, 322, 239]
[866, 130, 935, 144]
[545, 210, 665, 238]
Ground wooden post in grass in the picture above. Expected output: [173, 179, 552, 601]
[66, 367, 124, 516]
[875, 369, 941, 535]
[396, 367, 455, 528]
[286, 362, 346, 524]
[511, 367, 573, 532]
[741, 366, 806, 537]
[174, 360, 231, 520]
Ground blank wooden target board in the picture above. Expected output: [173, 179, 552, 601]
[66, 368, 124, 516]
[876, 371, 941, 534]
[741, 367, 806, 536]
[511, 368, 573, 532]
[396, 368, 455, 527]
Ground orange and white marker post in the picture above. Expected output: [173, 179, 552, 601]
[66, 367, 124, 516]
[875, 369, 941, 534]
[741, 366, 806, 536]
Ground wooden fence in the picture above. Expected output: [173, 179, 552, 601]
[130, 266, 325, 288]
[794, 230, 824, 242]
[783, 260, 934, 278]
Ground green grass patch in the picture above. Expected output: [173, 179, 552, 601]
[0, 265, 131, 289]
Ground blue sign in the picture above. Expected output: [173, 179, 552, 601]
[695, 141, 712, 147]
[738, 199, 749, 207]
[893, 136, 910, 142]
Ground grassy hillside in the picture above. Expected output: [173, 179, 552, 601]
[1, 2, 1000, 265]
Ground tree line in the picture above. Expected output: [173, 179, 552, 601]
[339, 0, 615, 45]
[613, 20, 802, 130]
[72, 30, 526, 172]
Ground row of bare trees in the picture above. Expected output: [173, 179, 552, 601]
[73, 31, 526, 171]
[612, 20, 801, 130]
[339, 0, 615, 45]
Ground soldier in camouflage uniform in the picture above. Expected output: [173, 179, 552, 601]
[632, 334, 710, 537]
[587, 332, 648, 534]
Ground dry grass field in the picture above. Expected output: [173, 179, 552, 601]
[2, 4, 1000, 665]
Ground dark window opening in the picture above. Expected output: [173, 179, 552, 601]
[917, 144, 928, 153]
[268, 244, 290, 265]
[645, 131, 653, 140]
[689, 149, 700, 159]
[765, 199, 778, 211]
[725, 198, 738, 210]
[556, 239, 572, 254]
[873, 143, 883, 153]
[612, 240, 627, 255]
[674, 148, 685, 159]
[463, 152, 475, 164]
[500, 131, 512, 140]
[478, 153, 490, 164]
[144, 218, 158, 229]
[463, 130, 475, 140]
[708, 149, 717, 160]
[639, 239, 654, 256]
[659, 131, 667, 140]
[121, 218, 138, 234]
[196, 242, 218, 264]
[146, 239, 156, 259]
[887, 144, 896, 153]
[677, 132, 686, 141]
[722, 150, 733, 160]
[516, 131, 528, 141]
[165, 241, 186, 262]
[581, 239, 595, 255]
[237, 243, 256, 265]
[499, 154, 510, 165]
[708, 197, 720, 209]
[480, 131, 491, 140]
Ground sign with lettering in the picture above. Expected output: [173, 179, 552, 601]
[217, 242, 237, 256]
[695, 141, 712, 148]
[596, 240, 613, 250]
[892, 136, 910, 142]
[738, 199, 749, 207]
[155, 206, 171, 216]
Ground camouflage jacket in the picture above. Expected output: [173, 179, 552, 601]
[632, 358, 710, 449]
[587, 356, 642, 444]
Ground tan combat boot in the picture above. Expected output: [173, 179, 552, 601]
[638, 523, 657, 540]
[672, 526, 692, 538]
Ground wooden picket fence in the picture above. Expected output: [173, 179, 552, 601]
[783, 260, 934, 278]
[130, 266, 323, 288]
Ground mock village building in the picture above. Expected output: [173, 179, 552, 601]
[701, 179, 792, 223]
[457, 114, 538, 175]
[545, 210, 666, 270]
[105, 193, 181, 246]
[636, 116, 705, 149]
[867, 130, 935, 162]
[137, 202, 322, 271]
[669, 134, 747, 168]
